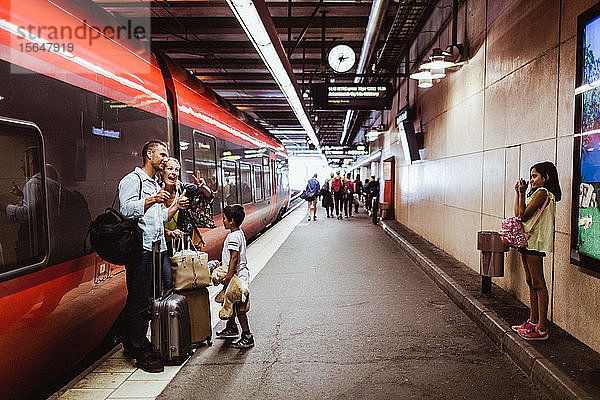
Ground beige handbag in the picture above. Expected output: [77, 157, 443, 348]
[170, 238, 210, 290]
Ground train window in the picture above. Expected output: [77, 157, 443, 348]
[271, 160, 276, 195]
[192, 130, 222, 216]
[263, 157, 271, 198]
[239, 163, 252, 204]
[253, 165, 263, 201]
[180, 128, 195, 181]
[0, 121, 48, 276]
[222, 160, 238, 206]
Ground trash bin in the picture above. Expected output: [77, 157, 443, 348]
[477, 231, 507, 277]
[379, 202, 390, 219]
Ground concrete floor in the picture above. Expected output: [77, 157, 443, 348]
[158, 206, 547, 400]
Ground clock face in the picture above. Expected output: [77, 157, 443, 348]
[328, 44, 356, 73]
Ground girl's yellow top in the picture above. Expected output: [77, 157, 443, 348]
[522, 187, 556, 253]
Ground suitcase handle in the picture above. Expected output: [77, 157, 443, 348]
[152, 241, 162, 300]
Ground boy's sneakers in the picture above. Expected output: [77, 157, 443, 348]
[511, 319, 536, 332]
[216, 324, 239, 338]
[232, 332, 254, 348]
[518, 326, 548, 341]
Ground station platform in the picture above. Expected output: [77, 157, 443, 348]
[52, 203, 599, 400]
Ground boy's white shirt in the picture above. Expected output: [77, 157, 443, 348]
[221, 229, 249, 285]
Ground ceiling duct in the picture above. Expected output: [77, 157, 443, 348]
[376, 0, 435, 73]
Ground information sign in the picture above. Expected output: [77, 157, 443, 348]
[312, 83, 393, 110]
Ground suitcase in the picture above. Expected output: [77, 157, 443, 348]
[150, 243, 192, 365]
[182, 288, 212, 347]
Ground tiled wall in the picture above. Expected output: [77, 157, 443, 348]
[382, 0, 600, 352]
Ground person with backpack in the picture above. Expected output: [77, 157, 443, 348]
[117, 140, 185, 373]
[320, 172, 334, 217]
[304, 173, 320, 221]
[343, 173, 355, 218]
[331, 171, 345, 219]
[366, 175, 380, 213]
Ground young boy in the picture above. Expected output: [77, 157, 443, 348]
[215, 204, 254, 348]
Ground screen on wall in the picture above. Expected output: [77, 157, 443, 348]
[572, 3, 600, 272]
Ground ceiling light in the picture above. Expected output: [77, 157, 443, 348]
[418, 78, 433, 88]
[366, 130, 380, 141]
[226, 0, 326, 165]
[409, 71, 434, 88]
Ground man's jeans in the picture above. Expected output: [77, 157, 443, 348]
[119, 248, 164, 358]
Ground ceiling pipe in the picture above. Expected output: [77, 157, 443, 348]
[340, 0, 390, 144]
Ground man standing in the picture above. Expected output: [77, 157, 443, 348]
[118, 140, 184, 373]
[353, 174, 363, 214]
[305, 173, 320, 221]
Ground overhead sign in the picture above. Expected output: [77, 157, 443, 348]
[312, 83, 393, 110]
[322, 145, 369, 156]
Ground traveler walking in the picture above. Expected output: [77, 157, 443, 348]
[511, 161, 561, 341]
[117, 140, 184, 373]
[354, 174, 363, 213]
[366, 175, 380, 212]
[331, 171, 345, 219]
[304, 173, 320, 221]
[343, 173, 355, 218]
[321, 172, 334, 217]
[215, 205, 254, 348]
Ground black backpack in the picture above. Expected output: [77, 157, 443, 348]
[88, 174, 143, 266]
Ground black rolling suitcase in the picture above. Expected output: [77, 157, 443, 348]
[150, 243, 192, 365]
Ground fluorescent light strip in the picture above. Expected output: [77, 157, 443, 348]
[226, 0, 327, 165]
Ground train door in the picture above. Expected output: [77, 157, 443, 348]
[191, 129, 221, 216]
[239, 163, 252, 205]
[252, 165, 263, 201]
[221, 160, 238, 207]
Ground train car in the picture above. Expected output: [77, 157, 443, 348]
[0, 1, 289, 398]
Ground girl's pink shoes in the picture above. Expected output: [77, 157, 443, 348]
[518, 325, 548, 341]
[511, 319, 536, 332]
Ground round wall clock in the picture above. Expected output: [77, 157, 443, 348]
[328, 44, 356, 73]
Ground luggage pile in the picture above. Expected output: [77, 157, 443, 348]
[150, 238, 212, 366]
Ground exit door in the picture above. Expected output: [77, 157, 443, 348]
[383, 157, 395, 219]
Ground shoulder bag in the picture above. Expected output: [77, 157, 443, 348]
[499, 194, 549, 248]
[170, 237, 211, 290]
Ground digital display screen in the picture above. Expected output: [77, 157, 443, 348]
[312, 83, 393, 110]
[572, 4, 600, 271]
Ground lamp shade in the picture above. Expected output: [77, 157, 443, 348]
[418, 78, 433, 88]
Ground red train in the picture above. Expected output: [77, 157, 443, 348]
[0, 1, 289, 398]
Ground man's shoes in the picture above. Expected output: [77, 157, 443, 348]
[216, 324, 239, 338]
[313, 215, 317, 220]
[232, 332, 254, 348]
[307, 216, 311, 221]
[136, 354, 164, 373]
